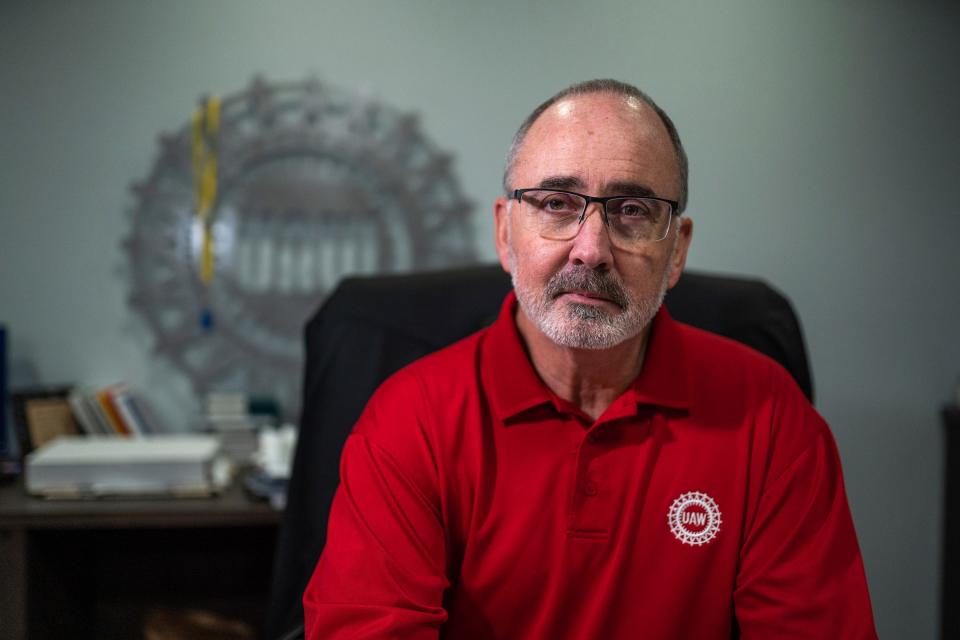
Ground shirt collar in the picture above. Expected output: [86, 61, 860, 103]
[482, 292, 691, 424]
[481, 292, 555, 421]
[623, 303, 690, 411]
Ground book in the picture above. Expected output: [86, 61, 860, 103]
[95, 387, 131, 435]
[111, 386, 156, 436]
[84, 389, 117, 435]
[68, 390, 108, 436]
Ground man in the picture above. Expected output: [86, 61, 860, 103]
[304, 79, 877, 638]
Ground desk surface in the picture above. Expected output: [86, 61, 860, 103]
[0, 474, 281, 529]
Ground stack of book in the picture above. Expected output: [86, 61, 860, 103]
[203, 392, 259, 464]
[11, 384, 161, 456]
[68, 384, 158, 437]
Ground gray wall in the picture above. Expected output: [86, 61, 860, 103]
[2, 1, 957, 637]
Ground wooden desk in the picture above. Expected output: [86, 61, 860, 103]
[0, 476, 280, 639]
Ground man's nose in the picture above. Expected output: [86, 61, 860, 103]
[568, 204, 613, 270]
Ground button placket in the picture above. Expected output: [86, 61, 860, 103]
[568, 414, 654, 539]
[579, 424, 607, 493]
[568, 417, 625, 537]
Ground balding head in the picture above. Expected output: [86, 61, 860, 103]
[503, 79, 689, 213]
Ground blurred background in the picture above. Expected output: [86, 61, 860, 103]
[1, 1, 958, 637]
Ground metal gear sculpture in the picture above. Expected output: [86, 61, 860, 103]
[124, 76, 475, 420]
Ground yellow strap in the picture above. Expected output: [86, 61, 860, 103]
[192, 97, 220, 284]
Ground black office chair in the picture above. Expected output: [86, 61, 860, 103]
[264, 265, 813, 640]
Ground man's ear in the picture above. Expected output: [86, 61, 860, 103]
[667, 216, 693, 289]
[494, 197, 512, 274]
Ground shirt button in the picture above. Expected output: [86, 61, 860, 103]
[587, 432, 599, 444]
[584, 481, 598, 497]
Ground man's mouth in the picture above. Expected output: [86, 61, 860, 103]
[560, 289, 609, 300]
[557, 289, 622, 308]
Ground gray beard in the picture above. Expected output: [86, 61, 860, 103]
[508, 252, 672, 350]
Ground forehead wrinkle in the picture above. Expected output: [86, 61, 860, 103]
[532, 175, 657, 199]
[536, 175, 585, 190]
[605, 181, 655, 197]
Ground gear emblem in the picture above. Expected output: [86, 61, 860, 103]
[667, 491, 722, 546]
[123, 76, 475, 419]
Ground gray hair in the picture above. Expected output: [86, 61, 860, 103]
[502, 79, 689, 213]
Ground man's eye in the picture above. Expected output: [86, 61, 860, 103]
[535, 193, 579, 213]
[616, 199, 653, 218]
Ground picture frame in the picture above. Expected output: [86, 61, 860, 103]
[10, 386, 78, 456]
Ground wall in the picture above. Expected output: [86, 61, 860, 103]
[1, 1, 957, 637]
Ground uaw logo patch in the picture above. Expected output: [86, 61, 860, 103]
[668, 491, 722, 546]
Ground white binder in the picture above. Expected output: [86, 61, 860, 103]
[25, 435, 231, 498]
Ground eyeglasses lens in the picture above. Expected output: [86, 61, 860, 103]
[519, 190, 671, 244]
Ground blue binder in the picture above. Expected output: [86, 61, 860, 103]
[1, 325, 7, 457]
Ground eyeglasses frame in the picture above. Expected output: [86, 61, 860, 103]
[511, 188, 680, 243]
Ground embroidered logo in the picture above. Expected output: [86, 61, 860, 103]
[668, 491, 722, 546]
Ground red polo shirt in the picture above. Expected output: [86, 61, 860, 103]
[304, 293, 877, 639]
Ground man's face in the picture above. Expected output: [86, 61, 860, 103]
[494, 92, 692, 350]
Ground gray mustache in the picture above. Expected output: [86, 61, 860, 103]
[545, 267, 629, 308]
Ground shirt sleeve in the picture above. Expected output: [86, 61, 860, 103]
[303, 378, 449, 639]
[734, 404, 877, 638]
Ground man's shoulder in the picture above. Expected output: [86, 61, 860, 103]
[671, 318, 828, 460]
[673, 318, 799, 391]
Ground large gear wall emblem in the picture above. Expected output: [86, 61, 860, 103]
[124, 76, 475, 419]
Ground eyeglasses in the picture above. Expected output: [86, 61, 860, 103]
[512, 188, 679, 245]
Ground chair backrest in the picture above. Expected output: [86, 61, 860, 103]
[264, 265, 813, 639]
